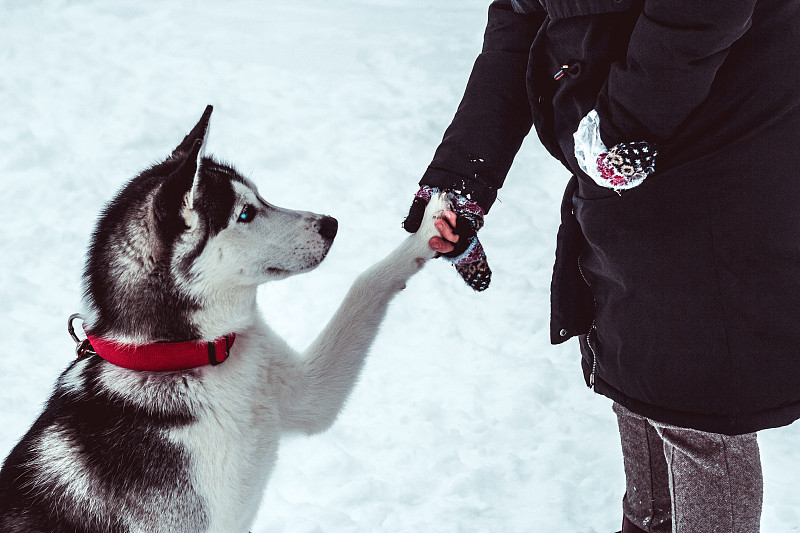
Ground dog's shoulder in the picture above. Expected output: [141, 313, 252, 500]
[0, 356, 207, 532]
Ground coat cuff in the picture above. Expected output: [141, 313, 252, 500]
[419, 167, 498, 213]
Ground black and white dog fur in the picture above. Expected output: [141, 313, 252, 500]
[0, 106, 449, 533]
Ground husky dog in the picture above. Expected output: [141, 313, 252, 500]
[0, 106, 449, 533]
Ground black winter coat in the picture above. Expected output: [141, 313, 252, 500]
[420, 0, 800, 435]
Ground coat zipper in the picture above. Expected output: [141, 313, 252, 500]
[586, 322, 598, 388]
[577, 254, 598, 388]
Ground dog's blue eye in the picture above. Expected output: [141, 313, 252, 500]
[238, 205, 256, 223]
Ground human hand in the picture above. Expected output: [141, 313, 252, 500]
[431, 210, 458, 254]
[403, 186, 491, 291]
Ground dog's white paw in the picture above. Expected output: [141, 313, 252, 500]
[372, 192, 451, 291]
[409, 192, 451, 261]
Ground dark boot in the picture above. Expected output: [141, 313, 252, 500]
[620, 516, 648, 533]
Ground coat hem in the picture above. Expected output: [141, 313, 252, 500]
[589, 371, 800, 436]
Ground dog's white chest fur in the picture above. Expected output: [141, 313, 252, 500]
[167, 324, 285, 532]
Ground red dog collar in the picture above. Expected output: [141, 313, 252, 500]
[83, 330, 236, 372]
[67, 314, 235, 371]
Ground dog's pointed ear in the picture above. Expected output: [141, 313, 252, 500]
[172, 105, 213, 158]
[186, 132, 207, 211]
[173, 106, 212, 210]
[154, 133, 207, 236]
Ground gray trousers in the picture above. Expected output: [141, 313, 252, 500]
[614, 403, 763, 533]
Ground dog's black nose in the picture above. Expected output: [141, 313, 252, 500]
[319, 216, 338, 240]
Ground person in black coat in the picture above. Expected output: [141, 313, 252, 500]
[404, 1, 800, 531]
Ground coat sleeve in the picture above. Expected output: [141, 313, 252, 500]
[596, 0, 758, 146]
[420, 0, 544, 213]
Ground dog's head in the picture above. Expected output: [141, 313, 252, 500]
[83, 106, 337, 341]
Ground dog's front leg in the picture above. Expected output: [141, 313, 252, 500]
[278, 194, 450, 435]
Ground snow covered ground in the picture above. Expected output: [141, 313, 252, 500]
[1, 1, 798, 531]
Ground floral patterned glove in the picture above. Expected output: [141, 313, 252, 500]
[403, 186, 491, 291]
[574, 109, 658, 191]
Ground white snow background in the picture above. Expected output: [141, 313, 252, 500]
[1, 1, 798, 531]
